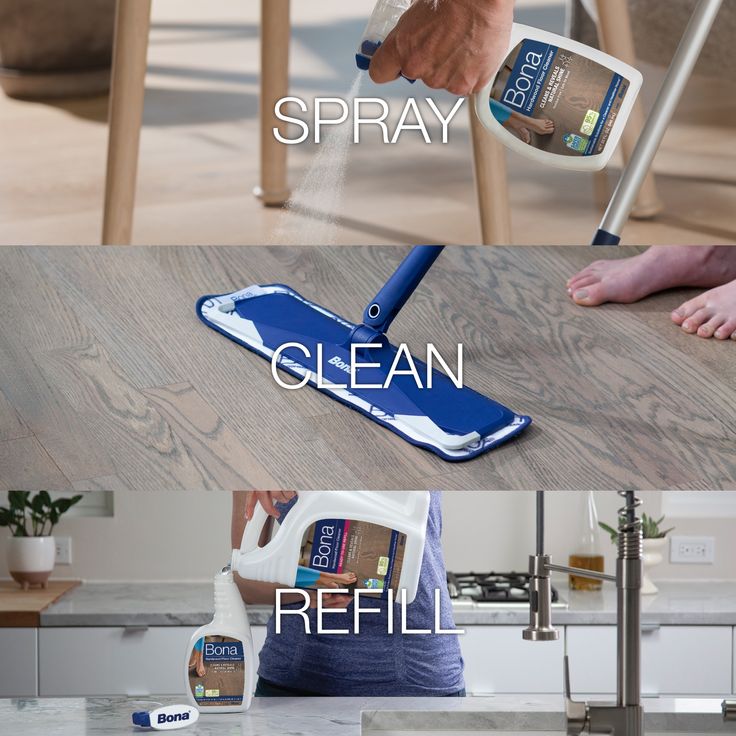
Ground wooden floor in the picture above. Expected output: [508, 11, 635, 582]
[0, 245, 733, 491]
[0, 0, 734, 246]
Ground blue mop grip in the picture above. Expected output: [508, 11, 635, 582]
[591, 229, 621, 245]
[362, 245, 445, 335]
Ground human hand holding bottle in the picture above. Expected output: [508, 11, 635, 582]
[369, 0, 514, 95]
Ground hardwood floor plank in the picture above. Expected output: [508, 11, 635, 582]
[0, 388, 30, 443]
[0, 332, 115, 483]
[0, 246, 733, 490]
[35, 341, 261, 491]
[0, 436, 72, 491]
[141, 382, 279, 490]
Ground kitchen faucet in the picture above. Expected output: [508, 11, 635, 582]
[524, 491, 644, 736]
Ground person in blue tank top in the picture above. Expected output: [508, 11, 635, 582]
[231, 491, 465, 697]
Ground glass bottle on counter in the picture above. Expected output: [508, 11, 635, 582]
[569, 491, 605, 591]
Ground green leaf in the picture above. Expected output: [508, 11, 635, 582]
[598, 521, 618, 544]
[54, 498, 72, 514]
[9, 491, 29, 510]
[31, 494, 46, 515]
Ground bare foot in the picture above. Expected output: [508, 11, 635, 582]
[671, 279, 736, 339]
[517, 127, 531, 144]
[335, 571, 357, 586]
[528, 117, 554, 135]
[566, 246, 736, 307]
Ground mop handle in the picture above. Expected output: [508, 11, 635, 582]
[362, 245, 445, 335]
[592, 0, 723, 245]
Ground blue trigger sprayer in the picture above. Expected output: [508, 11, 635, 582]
[356, 0, 414, 73]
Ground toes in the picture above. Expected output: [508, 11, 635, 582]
[567, 274, 599, 295]
[572, 282, 609, 306]
[567, 267, 600, 289]
[697, 314, 726, 338]
[715, 318, 736, 340]
[681, 307, 712, 334]
[671, 296, 704, 325]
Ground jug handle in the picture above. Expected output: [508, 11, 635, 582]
[239, 502, 271, 555]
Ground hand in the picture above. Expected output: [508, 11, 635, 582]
[244, 491, 297, 521]
[370, 0, 514, 96]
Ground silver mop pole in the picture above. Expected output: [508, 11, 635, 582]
[592, 0, 724, 244]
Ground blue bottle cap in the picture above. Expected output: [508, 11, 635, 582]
[132, 711, 152, 727]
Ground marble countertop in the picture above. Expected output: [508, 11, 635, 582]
[35, 580, 736, 627]
[1, 695, 733, 735]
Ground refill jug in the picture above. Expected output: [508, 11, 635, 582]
[232, 491, 430, 603]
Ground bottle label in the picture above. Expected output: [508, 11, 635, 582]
[298, 519, 407, 600]
[188, 635, 244, 707]
[490, 38, 631, 157]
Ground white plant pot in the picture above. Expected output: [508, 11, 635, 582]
[641, 537, 667, 596]
[6, 536, 56, 590]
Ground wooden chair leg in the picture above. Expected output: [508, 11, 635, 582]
[102, 0, 152, 245]
[469, 105, 512, 245]
[594, 0, 662, 219]
[256, 0, 291, 207]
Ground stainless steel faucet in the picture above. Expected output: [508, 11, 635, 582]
[524, 491, 644, 736]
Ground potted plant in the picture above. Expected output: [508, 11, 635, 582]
[0, 0, 116, 100]
[600, 513, 674, 596]
[0, 491, 83, 589]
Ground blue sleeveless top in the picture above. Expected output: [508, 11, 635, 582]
[256, 492, 464, 696]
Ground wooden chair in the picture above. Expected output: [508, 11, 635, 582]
[101, 0, 511, 246]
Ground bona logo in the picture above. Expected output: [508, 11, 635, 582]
[503, 48, 544, 110]
[311, 523, 337, 569]
[328, 356, 351, 373]
[158, 712, 190, 725]
[205, 643, 239, 657]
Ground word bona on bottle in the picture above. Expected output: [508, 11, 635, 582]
[274, 588, 465, 635]
[273, 96, 466, 144]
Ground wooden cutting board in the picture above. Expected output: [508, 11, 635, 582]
[0, 580, 80, 627]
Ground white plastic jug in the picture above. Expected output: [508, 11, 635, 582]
[231, 491, 430, 604]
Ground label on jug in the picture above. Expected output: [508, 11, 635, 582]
[298, 519, 406, 600]
[188, 635, 245, 707]
[490, 38, 631, 157]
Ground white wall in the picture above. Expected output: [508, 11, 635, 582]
[0, 492, 232, 582]
[1, 491, 734, 582]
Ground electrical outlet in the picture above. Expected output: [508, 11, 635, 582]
[669, 535, 715, 564]
[54, 536, 72, 566]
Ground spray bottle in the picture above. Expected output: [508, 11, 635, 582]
[356, 0, 414, 71]
[357, 2, 642, 171]
[184, 566, 255, 714]
[231, 491, 430, 604]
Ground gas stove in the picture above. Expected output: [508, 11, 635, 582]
[447, 571, 567, 608]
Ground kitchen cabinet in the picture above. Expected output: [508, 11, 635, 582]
[39, 627, 197, 696]
[0, 628, 38, 697]
[21, 623, 736, 698]
[567, 626, 733, 696]
[459, 626, 565, 694]
[37, 625, 268, 697]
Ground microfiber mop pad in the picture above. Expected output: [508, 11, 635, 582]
[196, 264, 531, 462]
